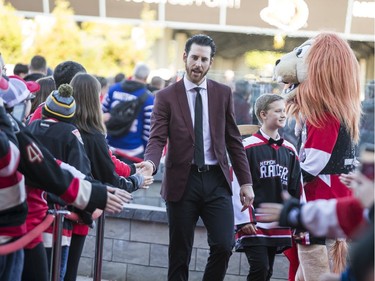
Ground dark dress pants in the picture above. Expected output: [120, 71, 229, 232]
[166, 166, 234, 281]
[244, 246, 277, 281]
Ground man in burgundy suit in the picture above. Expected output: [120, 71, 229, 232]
[143, 34, 254, 281]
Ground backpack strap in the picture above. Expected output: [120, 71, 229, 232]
[138, 90, 149, 105]
[132, 90, 149, 120]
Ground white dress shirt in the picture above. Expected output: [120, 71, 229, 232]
[183, 76, 217, 165]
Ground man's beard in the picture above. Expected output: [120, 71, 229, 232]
[185, 65, 210, 84]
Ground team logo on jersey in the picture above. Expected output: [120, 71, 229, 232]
[259, 160, 288, 185]
[71, 129, 84, 144]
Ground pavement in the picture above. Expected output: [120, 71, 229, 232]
[76, 277, 91, 281]
[77, 276, 108, 281]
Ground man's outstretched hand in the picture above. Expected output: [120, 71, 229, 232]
[137, 160, 154, 177]
[104, 186, 133, 214]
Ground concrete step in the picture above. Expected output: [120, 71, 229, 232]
[77, 276, 109, 281]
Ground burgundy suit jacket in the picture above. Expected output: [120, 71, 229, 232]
[144, 78, 252, 201]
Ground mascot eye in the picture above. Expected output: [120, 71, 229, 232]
[296, 45, 311, 58]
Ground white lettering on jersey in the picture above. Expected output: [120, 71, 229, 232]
[26, 142, 44, 163]
[260, 160, 288, 185]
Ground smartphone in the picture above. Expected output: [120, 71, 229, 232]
[12, 102, 26, 122]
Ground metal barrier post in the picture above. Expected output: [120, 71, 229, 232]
[49, 209, 70, 281]
[93, 214, 105, 281]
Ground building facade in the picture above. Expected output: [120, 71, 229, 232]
[6, 0, 375, 83]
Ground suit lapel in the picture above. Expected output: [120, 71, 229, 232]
[175, 80, 194, 139]
[207, 80, 217, 139]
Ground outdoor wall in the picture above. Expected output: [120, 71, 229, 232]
[77, 204, 289, 281]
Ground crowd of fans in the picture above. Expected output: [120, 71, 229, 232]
[0, 53, 373, 281]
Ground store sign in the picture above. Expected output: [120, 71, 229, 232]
[260, 0, 309, 32]
[124, 0, 241, 9]
[353, 1, 375, 18]
[5, 0, 374, 38]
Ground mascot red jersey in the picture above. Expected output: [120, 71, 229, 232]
[274, 33, 361, 281]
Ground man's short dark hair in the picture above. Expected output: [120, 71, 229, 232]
[13, 63, 29, 76]
[185, 34, 216, 59]
[53, 61, 86, 88]
[30, 55, 47, 72]
[114, 73, 126, 83]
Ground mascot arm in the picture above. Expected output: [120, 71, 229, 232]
[278, 195, 365, 238]
[300, 118, 340, 181]
[300, 197, 365, 238]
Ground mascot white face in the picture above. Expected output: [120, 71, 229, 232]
[273, 39, 313, 101]
[273, 32, 361, 143]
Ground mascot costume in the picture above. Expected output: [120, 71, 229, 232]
[274, 33, 361, 281]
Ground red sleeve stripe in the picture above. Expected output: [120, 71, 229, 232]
[60, 178, 91, 210]
[1, 171, 23, 187]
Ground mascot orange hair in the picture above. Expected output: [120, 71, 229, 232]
[274, 33, 361, 281]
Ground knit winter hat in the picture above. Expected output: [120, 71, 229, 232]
[42, 84, 76, 122]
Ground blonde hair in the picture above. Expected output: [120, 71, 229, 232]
[70, 73, 106, 134]
[255, 94, 284, 124]
[289, 33, 361, 143]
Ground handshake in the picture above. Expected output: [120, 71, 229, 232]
[105, 160, 155, 214]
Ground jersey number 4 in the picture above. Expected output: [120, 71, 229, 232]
[26, 143, 44, 163]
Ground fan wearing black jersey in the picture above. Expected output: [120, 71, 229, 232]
[232, 94, 302, 281]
